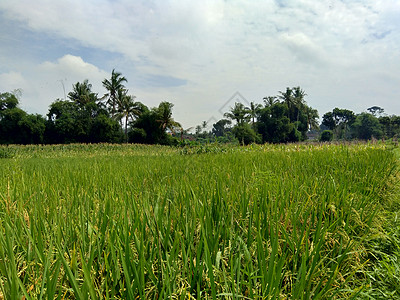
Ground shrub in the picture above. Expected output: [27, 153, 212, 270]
[320, 130, 333, 142]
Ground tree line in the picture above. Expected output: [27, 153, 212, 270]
[1, 70, 181, 145]
[1, 70, 399, 145]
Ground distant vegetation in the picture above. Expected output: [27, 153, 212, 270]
[0, 143, 399, 298]
[1, 70, 399, 145]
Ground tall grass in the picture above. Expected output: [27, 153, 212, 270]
[0, 143, 397, 299]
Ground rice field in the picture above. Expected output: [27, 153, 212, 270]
[0, 143, 399, 299]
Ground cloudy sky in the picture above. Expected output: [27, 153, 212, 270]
[1, 0, 399, 128]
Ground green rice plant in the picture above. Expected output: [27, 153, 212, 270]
[0, 143, 398, 299]
[0, 147, 15, 159]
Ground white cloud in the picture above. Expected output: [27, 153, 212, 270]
[0, 71, 27, 91]
[40, 55, 108, 83]
[1, 55, 109, 115]
[0, 0, 399, 127]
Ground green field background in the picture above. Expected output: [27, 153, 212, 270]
[0, 144, 399, 299]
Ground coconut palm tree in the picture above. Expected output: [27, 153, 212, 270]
[115, 90, 144, 142]
[224, 102, 250, 124]
[292, 87, 306, 113]
[102, 69, 127, 118]
[279, 87, 307, 127]
[68, 80, 98, 107]
[156, 101, 181, 134]
[247, 101, 262, 128]
[278, 87, 294, 116]
[304, 106, 319, 131]
[263, 96, 278, 107]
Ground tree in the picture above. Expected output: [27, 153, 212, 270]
[367, 106, 384, 117]
[68, 80, 98, 108]
[156, 101, 181, 134]
[130, 109, 164, 144]
[232, 123, 260, 145]
[0, 92, 45, 144]
[224, 102, 250, 124]
[195, 125, 202, 136]
[90, 114, 123, 143]
[277, 87, 310, 138]
[379, 115, 400, 139]
[46, 99, 82, 143]
[18, 114, 46, 144]
[263, 96, 278, 107]
[130, 101, 181, 145]
[0, 106, 26, 144]
[279, 87, 294, 118]
[46, 86, 122, 144]
[292, 87, 306, 113]
[332, 108, 355, 139]
[258, 87, 314, 142]
[351, 112, 382, 140]
[320, 130, 333, 142]
[0, 92, 19, 112]
[115, 90, 145, 142]
[194, 121, 209, 139]
[304, 106, 319, 131]
[278, 87, 305, 122]
[257, 102, 299, 143]
[212, 119, 231, 137]
[321, 112, 336, 130]
[332, 108, 356, 126]
[102, 69, 127, 118]
[201, 121, 208, 131]
[247, 102, 262, 128]
[322, 108, 356, 139]
[379, 116, 392, 138]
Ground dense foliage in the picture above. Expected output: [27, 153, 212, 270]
[0, 71, 182, 145]
[1, 70, 399, 145]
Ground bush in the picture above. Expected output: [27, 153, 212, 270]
[128, 128, 147, 143]
[320, 130, 333, 142]
[232, 123, 261, 145]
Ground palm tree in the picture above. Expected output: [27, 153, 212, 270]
[292, 87, 306, 111]
[292, 87, 307, 129]
[247, 101, 262, 127]
[157, 101, 181, 134]
[224, 102, 250, 124]
[102, 69, 127, 118]
[279, 87, 307, 127]
[304, 106, 319, 131]
[263, 96, 278, 107]
[195, 125, 202, 136]
[278, 87, 294, 120]
[68, 80, 97, 107]
[115, 90, 144, 142]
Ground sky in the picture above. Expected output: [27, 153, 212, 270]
[1, 0, 399, 129]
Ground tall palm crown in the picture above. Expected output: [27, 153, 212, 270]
[115, 90, 144, 142]
[305, 106, 319, 131]
[263, 96, 278, 107]
[102, 69, 127, 118]
[68, 80, 97, 107]
[157, 101, 181, 134]
[279, 87, 306, 123]
[247, 101, 262, 125]
[224, 102, 250, 124]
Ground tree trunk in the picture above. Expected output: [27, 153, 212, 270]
[125, 115, 128, 143]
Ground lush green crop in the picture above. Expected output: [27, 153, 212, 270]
[0, 143, 398, 299]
